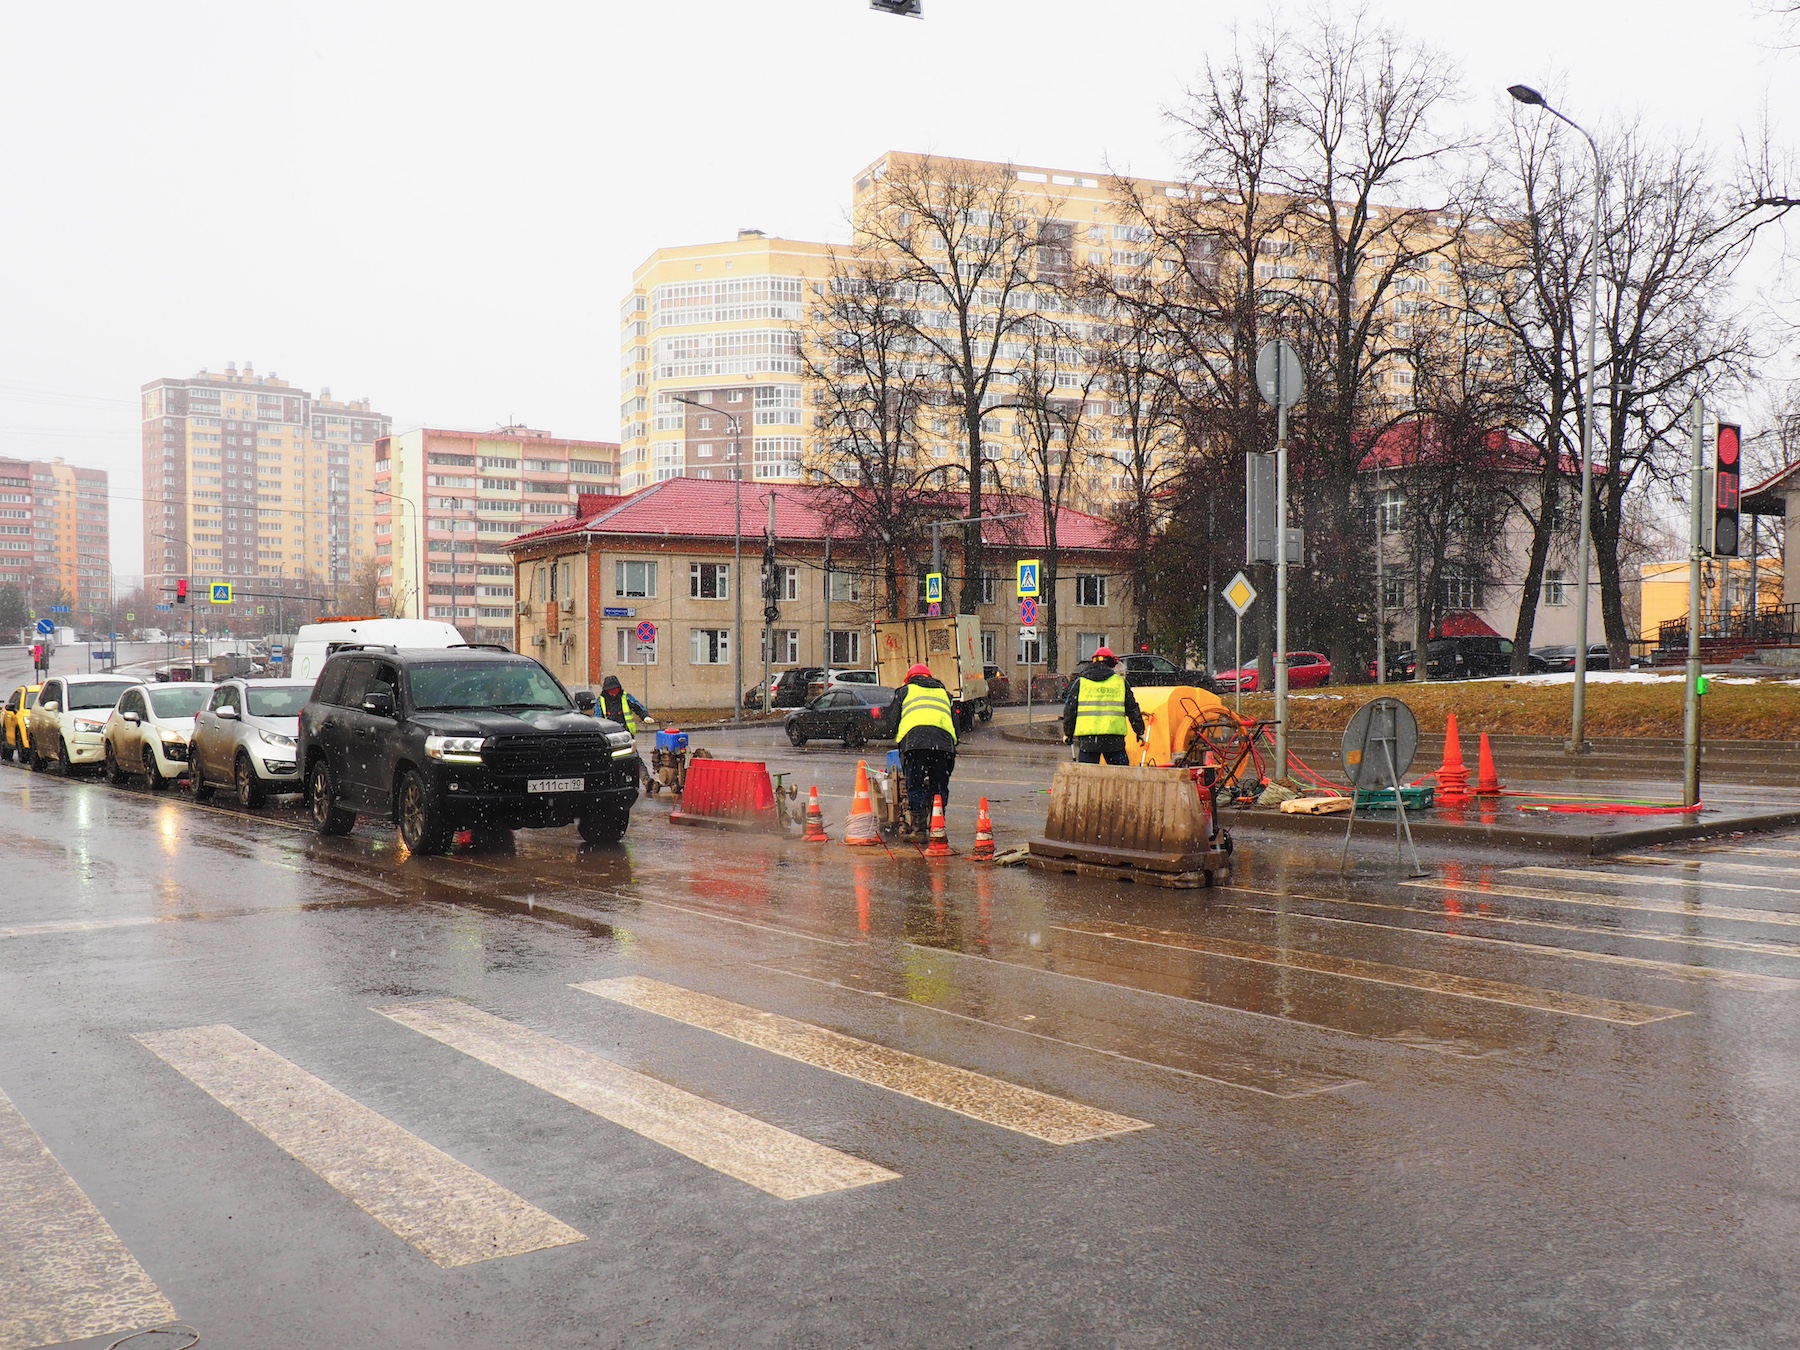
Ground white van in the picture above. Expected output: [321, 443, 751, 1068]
[289, 618, 468, 682]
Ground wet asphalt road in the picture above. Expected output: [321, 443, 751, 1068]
[6, 730, 1800, 1349]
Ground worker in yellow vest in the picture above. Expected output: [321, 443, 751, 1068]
[1062, 647, 1146, 765]
[882, 662, 958, 836]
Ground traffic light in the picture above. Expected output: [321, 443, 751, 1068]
[31, 643, 43, 667]
[176, 578, 188, 604]
[1712, 422, 1742, 557]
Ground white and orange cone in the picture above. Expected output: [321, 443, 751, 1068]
[970, 797, 995, 861]
[802, 784, 828, 841]
[925, 794, 952, 858]
[843, 760, 882, 847]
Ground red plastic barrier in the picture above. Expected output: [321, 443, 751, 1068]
[669, 757, 780, 832]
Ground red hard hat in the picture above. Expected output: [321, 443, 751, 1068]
[906, 663, 932, 680]
[1092, 647, 1117, 662]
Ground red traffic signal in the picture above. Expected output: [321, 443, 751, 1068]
[1713, 422, 1742, 557]
[176, 578, 188, 604]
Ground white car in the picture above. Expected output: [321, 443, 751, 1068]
[824, 669, 880, 691]
[26, 675, 139, 776]
[191, 678, 312, 807]
[103, 682, 215, 791]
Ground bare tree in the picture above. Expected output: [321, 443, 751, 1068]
[854, 154, 1051, 614]
[801, 254, 950, 618]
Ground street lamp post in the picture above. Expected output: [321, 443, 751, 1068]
[1509, 82, 1603, 753]
[672, 396, 745, 726]
[365, 486, 423, 621]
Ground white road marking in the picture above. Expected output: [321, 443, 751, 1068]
[1406, 879, 1800, 929]
[0, 1086, 175, 1349]
[1613, 854, 1800, 880]
[577, 976, 1150, 1144]
[1507, 865, 1800, 899]
[137, 1024, 584, 1268]
[375, 999, 895, 1200]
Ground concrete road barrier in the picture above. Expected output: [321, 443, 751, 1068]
[668, 757, 781, 832]
[1027, 762, 1230, 888]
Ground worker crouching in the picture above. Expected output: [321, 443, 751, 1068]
[881, 662, 958, 838]
[1063, 647, 1146, 765]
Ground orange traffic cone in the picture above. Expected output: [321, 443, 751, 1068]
[925, 794, 952, 858]
[1475, 733, 1504, 796]
[843, 760, 882, 846]
[802, 784, 829, 841]
[971, 797, 995, 861]
[1435, 713, 1470, 800]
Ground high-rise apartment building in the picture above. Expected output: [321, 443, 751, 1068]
[0, 455, 110, 617]
[619, 231, 833, 492]
[140, 363, 391, 599]
[375, 426, 619, 645]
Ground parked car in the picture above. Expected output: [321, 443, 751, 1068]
[744, 667, 825, 710]
[1422, 636, 1521, 680]
[784, 686, 895, 748]
[191, 678, 313, 807]
[981, 664, 1015, 706]
[1, 683, 41, 763]
[1530, 643, 1610, 674]
[299, 645, 641, 852]
[101, 682, 213, 790]
[26, 675, 138, 775]
[288, 617, 465, 682]
[1214, 652, 1332, 693]
[822, 668, 880, 691]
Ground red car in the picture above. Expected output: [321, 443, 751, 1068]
[1214, 651, 1331, 693]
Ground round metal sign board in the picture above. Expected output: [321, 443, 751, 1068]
[1255, 339, 1304, 410]
[1339, 697, 1419, 788]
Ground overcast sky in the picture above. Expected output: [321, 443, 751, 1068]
[1, 0, 1792, 583]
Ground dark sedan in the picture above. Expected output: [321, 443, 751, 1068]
[1531, 643, 1609, 674]
[784, 686, 895, 748]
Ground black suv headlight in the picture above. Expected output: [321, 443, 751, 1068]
[425, 735, 486, 764]
[605, 730, 637, 758]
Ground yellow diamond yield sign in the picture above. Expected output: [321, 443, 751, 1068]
[1223, 571, 1257, 617]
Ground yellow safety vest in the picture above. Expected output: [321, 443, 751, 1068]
[896, 683, 957, 744]
[600, 692, 637, 733]
[1074, 672, 1128, 737]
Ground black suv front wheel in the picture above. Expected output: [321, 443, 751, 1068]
[397, 768, 452, 855]
[578, 801, 631, 845]
[308, 758, 356, 836]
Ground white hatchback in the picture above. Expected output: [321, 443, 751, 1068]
[103, 682, 215, 790]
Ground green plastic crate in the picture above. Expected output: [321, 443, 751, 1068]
[1353, 784, 1435, 811]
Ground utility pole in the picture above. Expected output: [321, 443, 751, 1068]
[822, 536, 832, 671]
[1683, 399, 1705, 808]
[762, 491, 776, 714]
[1374, 484, 1387, 685]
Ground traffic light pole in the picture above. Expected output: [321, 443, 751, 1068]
[1683, 399, 1705, 808]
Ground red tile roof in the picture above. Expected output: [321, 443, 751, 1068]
[505, 479, 1121, 552]
[1358, 422, 1545, 473]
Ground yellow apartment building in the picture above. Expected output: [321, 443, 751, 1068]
[0, 455, 109, 619]
[1640, 558, 1784, 640]
[140, 364, 390, 610]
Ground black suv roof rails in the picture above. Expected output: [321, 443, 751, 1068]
[328, 643, 401, 655]
[447, 642, 515, 652]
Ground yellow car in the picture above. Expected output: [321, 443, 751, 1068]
[2, 683, 40, 763]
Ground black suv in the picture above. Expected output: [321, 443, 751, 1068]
[298, 646, 640, 852]
[1423, 635, 1518, 680]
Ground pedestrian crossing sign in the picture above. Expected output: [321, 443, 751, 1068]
[925, 572, 943, 605]
[1017, 560, 1040, 597]
[209, 583, 233, 605]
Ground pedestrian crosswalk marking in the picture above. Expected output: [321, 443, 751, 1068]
[1229, 885, 1800, 963]
[375, 999, 896, 1200]
[1614, 854, 1800, 881]
[1508, 865, 1800, 900]
[1409, 879, 1800, 929]
[1215, 895, 1799, 990]
[0, 1086, 176, 1349]
[137, 1024, 585, 1268]
[577, 977, 1150, 1145]
[1055, 922, 1688, 1026]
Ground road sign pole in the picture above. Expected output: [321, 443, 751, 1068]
[1684, 399, 1705, 808]
[1274, 382, 1290, 781]
[1235, 613, 1242, 718]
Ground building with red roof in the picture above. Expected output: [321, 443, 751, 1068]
[502, 478, 1135, 706]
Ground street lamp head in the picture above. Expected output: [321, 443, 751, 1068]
[1507, 84, 1546, 107]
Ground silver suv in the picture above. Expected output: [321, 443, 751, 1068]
[191, 678, 311, 807]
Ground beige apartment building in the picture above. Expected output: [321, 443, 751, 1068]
[0, 455, 109, 618]
[140, 364, 390, 606]
[375, 426, 619, 646]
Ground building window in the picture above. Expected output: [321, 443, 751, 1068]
[827, 569, 861, 603]
[1378, 487, 1406, 534]
[1382, 574, 1407, 610]
[979, 573, 998, 605]
[1074, 574, 1107, 607]
[1544, 569, 1568, 606]
[980, 630, 997, 665]
[1077, 633, 1109, 661]
[760, 629, 800, 664]
[615, 628, 656, 665]
[1444, 566, 1480, 610]
[690, 562, 730, 599]
[1018, 631, 1043, 665]
[827, 630, 861, 666]
[690, 628, 730, 664]
[779, 565, 799, 601]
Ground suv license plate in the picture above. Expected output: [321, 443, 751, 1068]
[528, 777, 584, 794]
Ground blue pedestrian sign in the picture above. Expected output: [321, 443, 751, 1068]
[1017, 560, 1040, 598]
[35, 619, 53, 635]
[925, 572, 944, 606]
[209, 583, 232, 604]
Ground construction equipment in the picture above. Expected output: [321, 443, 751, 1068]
[1027, 762, 1231, 889]
[874, 615, 990, 728]
[645, 728, 700, 798]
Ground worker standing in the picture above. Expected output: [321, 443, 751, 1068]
[884, 662, 958, 837]
[594, 674, 650, 731]
[1062, 646, 1145, 765]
